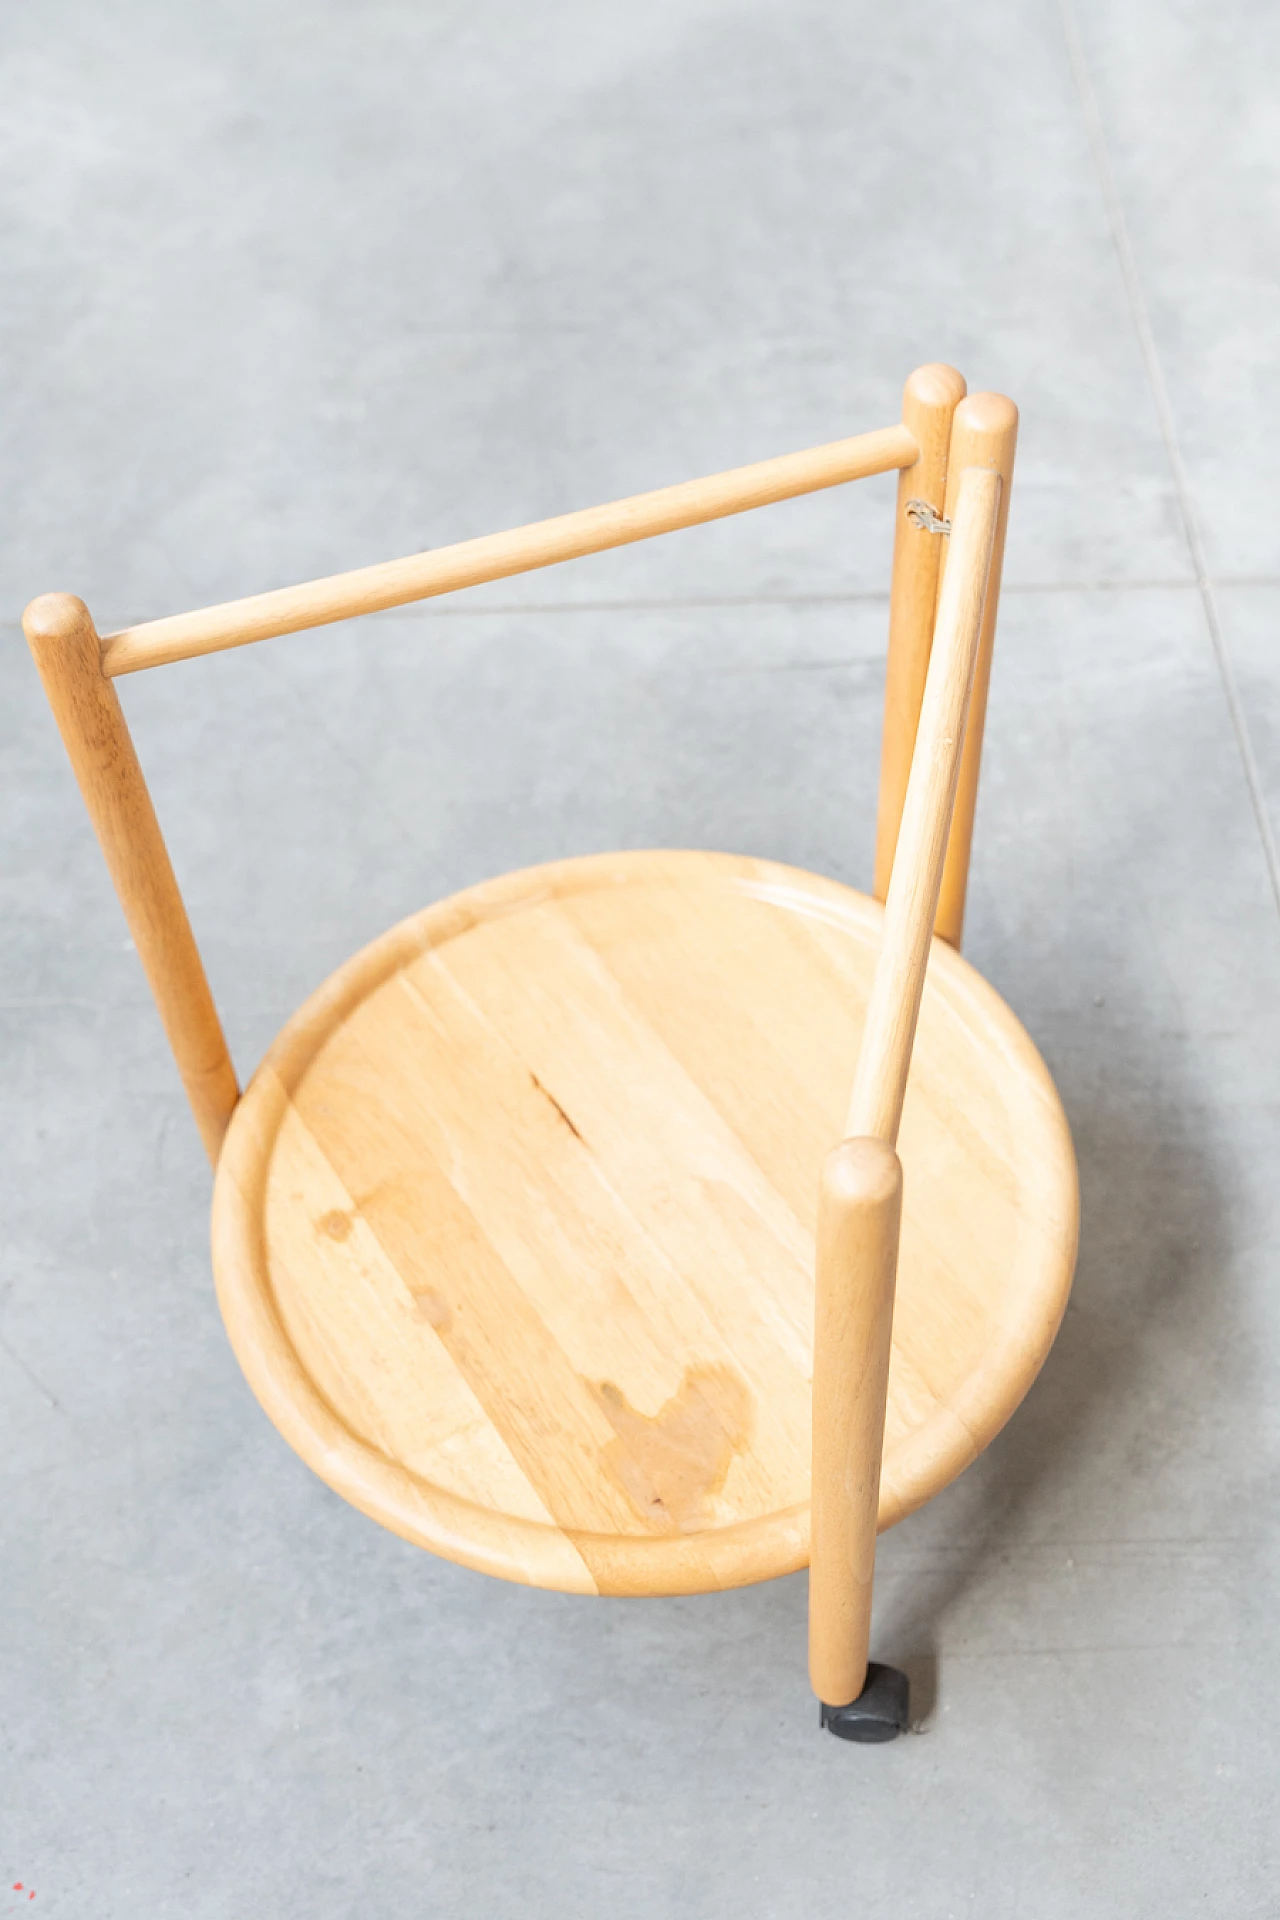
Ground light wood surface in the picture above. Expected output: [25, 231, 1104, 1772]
[99, 424, 918, 677]
[848, 467, 1000, 1143]
[810, 465, 997, 1701]
[23, 593, 239, 1163]
[808, 1138, 902, 1706]
[934, 393, 1019, 948]
[211, 849, 1078, 1597]
[25, 373, 1078, 1686]
[873, 364, 967, 904]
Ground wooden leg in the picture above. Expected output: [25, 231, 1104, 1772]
[933, 393, 1019, 949]
[848, 469, 1002, 1145]
[24, 593, 240, 1164]
[873, 363, 967, 902]
[808, 1135, 903, 1708]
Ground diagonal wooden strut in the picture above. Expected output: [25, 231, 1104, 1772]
[99, 424, 917, 677]
[847, 465, 1002, 1147]
[875, 386, 1018, 950]
[809, 465, 1002, 1709]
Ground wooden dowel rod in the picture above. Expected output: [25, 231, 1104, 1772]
[24, 593, 240, 1164]
[810, 470, 998, 1705]
[808, 1135, 903, 1707]
[872, 363, 967, 901]
[100, 423, 918, 677]
[934, 393, 1018, 948]
[846, 467, 1000, 1146]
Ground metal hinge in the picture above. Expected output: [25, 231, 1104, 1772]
[905, 498, 951, 535]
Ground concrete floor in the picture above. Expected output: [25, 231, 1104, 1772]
[3, 1, 1279, 1912]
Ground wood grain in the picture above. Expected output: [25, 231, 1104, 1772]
[809, 1138, 902, 1706]
[847, 466, 1000, 1144]
[24, 374, 1076, 1677]
[814, 468, 996, 1701]
[935, 393, 1019, 947]
[99, 424, 917, 676]
[211, 849, 1078, 1596]
[873, 363, 967, 901]
[23, 593, 239, 1162]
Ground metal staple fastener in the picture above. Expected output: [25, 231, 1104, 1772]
[905, 498, 951, 535]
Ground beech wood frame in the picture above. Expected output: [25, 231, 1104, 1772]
[24, 365, 1017, 1711]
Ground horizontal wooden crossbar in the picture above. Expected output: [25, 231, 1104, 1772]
[100, 422, 918, 676]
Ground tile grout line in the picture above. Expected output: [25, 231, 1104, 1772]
[1059, 0, 1280, 919]
[11, 579, 1280, 639]
[340, 576, 1274, 616]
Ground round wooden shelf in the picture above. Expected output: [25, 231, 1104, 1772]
[212, 850, 1078, 1596]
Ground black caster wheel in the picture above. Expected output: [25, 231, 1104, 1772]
[820, 1663, 910, 1743]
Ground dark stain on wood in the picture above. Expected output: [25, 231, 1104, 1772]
[596, 1365, 754, 1533]
[530, 1072, 584, 1143]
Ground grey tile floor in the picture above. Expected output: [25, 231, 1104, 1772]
[2, 1, 1278, 1913]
